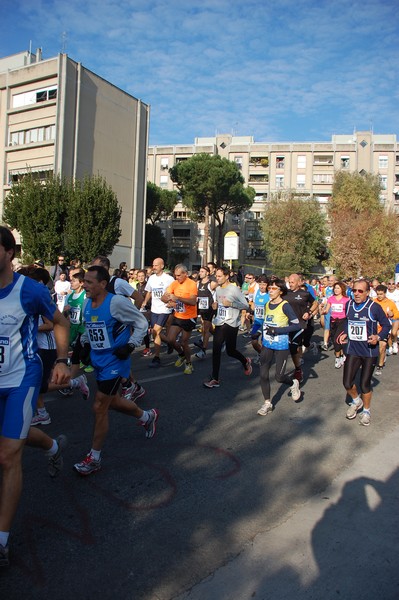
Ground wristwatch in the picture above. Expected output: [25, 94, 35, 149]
[55, 358, 69, 365]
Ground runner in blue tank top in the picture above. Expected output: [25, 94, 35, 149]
[74, 266, 159, 476]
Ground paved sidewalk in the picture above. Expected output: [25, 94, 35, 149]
[177, 425, 399, 600]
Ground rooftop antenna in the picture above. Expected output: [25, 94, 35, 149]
[61, 31, 67, 53]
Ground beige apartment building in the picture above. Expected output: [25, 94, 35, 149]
[148, 132, 399, 270]
[0, 49, 149, 267]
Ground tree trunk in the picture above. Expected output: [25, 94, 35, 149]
[203, 203, 209, 265]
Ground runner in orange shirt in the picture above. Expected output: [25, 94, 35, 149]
[373, 284, 399, 375]
[161, 264, 198, 374]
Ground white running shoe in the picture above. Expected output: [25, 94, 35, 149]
[257, 401, 273, 416]
[290, 379, 301, 401]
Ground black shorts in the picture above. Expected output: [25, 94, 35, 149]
[171, 317, 197, 332]
[70, 334, 84, 365]
[39, 348, 57, 393]
[97, 377, 122, 396]
[199, 309, 215, 323]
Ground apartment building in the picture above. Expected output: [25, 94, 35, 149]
[0, 49, 149, 267]
[148, 132, 399, 269]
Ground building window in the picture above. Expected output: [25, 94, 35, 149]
[296, 174, 306, 189]
[160, 175, 168, 188]
[254, 193, 267, 202]
[314, 155, 333, 165]
[173, 211, 188, 220]
[249, 174, 268, 183]
[378, 155, 388, 169]
[9, 125, 56, 147]
[160, 157, 169, 170]
[313, 174, 333, 184]
[172, 228, 191, 238]
[12, 86, 58, 108]
[276, 156, 285, 169]
[379, 175, 388, 190]
[340, 156, 350, 168]
[297, 155, 306, 169]
[234, 156, 243, 170]
[276, 175, 284, 188]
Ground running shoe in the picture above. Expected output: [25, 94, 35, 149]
[203, 378, 220, 388]
[143, 408, 159, 439]
[359, 410, 371, 427]
[257, 401, 273, 416]
[0, 543, 9, 567]
[131, 383, 146, 402]
[320, 342, 329, 351]
[393, 342, 398, 355]
[386, 346, 393, 356]
[48, 435, 68, 478]
[335, 357, 342, 369]
[175, 355, 186, 368]
[346, 399, 363, 420]
[294, 367, 303, 382]
[76, 374, 90, 400]
[142, 348, 153, 356]
[31, 412, 51, 426]
[290, 379, 301, 401]
[252, 355, 261, 366]
[195, 349, 206, 359]
[58, 387, 73, 397]
[149, 356, 161, 368]
[184, 362, 193, 375]
[73, 452, 102, 476]
[375, 366, 383, 376]
[84, 365, 95, 373]
[121, 380, 134, 400]
[244, 357, 252, 376]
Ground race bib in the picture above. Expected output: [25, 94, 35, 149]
[348, 320, 367, 341]
[69, 306, 81, 325]
[255, 305, 265, 319]
[215, 304, 232, 323]
[153, 288, 163, 298]
[175, 300, 185, 313]
[0, 336, 11, 374]
[331, 302, 344, 313]
[198, 297, 209, 310]
[86, 321, 111, 350]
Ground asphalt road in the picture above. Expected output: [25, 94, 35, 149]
[1, 324, 398, 599]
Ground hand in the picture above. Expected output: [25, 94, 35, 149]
[51, 362, 70, 385]
[113, 343, 135, 360]
[264, 324, 276, 336]
[80, 343, 91, 366]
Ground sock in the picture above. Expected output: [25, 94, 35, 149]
[0, 531, 9, 547]
[139, 411, 149, 424]
[353, 396, 362, 404]
[38, 407, 47, 417]
[362, 408, 370, 414]
[90, 449, 101, 461]
[45, 439, 58, 457]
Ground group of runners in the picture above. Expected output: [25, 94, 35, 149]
[0, 226, 397, 567]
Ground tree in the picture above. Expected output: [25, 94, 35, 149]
[146, 182, 178, 225]
[3, 173, 69, 263]
[144, 224, 168, 266]
[3, 173, 121, 263]
[64, 175, 122, 262]
[170, 154, 255, 263]
[329, 171, 399, 279]
[261, 192, 328, 275]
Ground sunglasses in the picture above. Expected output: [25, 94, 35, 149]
[268, 286, 280, 290]
[353, 288, 368, 293]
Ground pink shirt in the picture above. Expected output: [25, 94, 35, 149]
[327, 295, 349, 319]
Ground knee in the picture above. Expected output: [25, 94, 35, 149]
[93, 393, 109, 416]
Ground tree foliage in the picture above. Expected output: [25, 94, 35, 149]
[146, 182, 178, 225]
[170, 153, 255, 262]
[329, 171, 399, 279]
[64, 175, 122, 262]
[261, 192, 328, 275]
[3, 173, 69, 263]
[3, 173, 121, 263]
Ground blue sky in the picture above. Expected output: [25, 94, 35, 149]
[1, 0, 398, 145]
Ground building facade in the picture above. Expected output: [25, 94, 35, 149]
[148, 132, 399, 270]
[0, 50, 149, 267]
